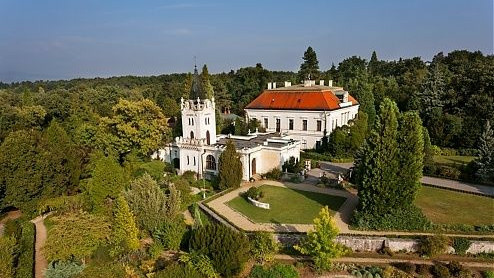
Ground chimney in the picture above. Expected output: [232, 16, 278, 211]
[310, 80, 316, 86]
[303, 80, 311, 87]
[267, 82, 272, 90]
[319, 80, 325, 86]
[284, 81, 291, 87]
[343, 91, 349, 102]
[272, 82, 276, 89]
[328, 80, 333, 87]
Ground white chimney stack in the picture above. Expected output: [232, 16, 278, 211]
[272, 82, 276, 89]
[328, 80, 333, 87]
[343, 91, 349, 102]
[319, 80, 325, 86]
[267, 82, 272, 90]
[284, 81, 291, 87]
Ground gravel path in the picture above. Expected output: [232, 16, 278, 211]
[320, 162, 494, 197]
[31, 215, 49, 278]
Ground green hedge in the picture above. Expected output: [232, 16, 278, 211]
[16, 222, 35, 278]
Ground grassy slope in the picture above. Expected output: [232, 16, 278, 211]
[227, 185, 346, 224]
[415, 186, 494, 226]
[433, 155, 475, 166]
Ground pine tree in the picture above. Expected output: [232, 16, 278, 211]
[396, 112, 424, 207]
[298, 46, 320, 81]
[418, 64, 446, 117]
[201, 65, 215, 99]
[294, 207, 348, 271]
[368, 51, 379, 75]
[183, 73, 193, 99]
[355, 98, 399, 215]
[475, 120, 494, 182]
[110, 195, 140, 257]
[218, 140, 243, 189]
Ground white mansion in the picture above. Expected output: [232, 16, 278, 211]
[154, 68, 359, 180]
[245, 80, 360, 149]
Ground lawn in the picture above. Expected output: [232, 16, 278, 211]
[226, 185, 346, 224]
[433, 155, 475, 166]
[415, 186, 494, 226]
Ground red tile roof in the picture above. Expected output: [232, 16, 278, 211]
[245, 88, 358, 111]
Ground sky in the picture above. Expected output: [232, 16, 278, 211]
[0, 0, 492, 82]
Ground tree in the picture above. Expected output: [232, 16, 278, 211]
[475, 120, 494, 182]
[249, 231, 280, 264]
[85, 153, 127, 213]
[298, 46, 320, 81]
[109, 195, 140, 257]
[218, 140, 243, 189]
[354, 98, 399, 216]
[189, 224, 250, 277]
[422, 126, 435, 173]
[368, 51, 379, 75]
[161, 97, 180, 118]
[100, 99, 170, 156]
[348, 71, 376, 129]
[124, 173, 168, 232]
[396, 112, 424, 206]
[43, 212, 110, 262]
[0, 236, 16, 278]
[294, 206, 348, 271]
[201, 65, 215, 99]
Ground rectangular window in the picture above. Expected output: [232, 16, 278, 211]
[289, 119, 294, 130]
[316, 141, 321, 149]
[187, 156, 190, 165]
[193, 156, 196, 166]
[316, 120, 322, 131]
[276, 119, 281, 132]
[302, 120, 307, 131]
[264, 118, 268, 129]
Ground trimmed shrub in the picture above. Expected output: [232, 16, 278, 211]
[154, 263, 203, 278]
[262, 168, 282, 180]
[431, 264, 450, 278]
[44, 261, 85, 278]
[16, 222, 35, 278]
[419, 234, 450, 257]
[189, 224, 250, 277]
[452, 237, 471, 255]
[249, 263, 299, 278]
[249, 231, 280, 263]
[245, 187, 264, 201]
[352, 206, 432, 231]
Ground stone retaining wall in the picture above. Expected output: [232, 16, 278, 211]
[274, 234, 494, 255]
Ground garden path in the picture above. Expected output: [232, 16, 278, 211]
[319, 162, 494, 197]
[31, 214, 49, 278]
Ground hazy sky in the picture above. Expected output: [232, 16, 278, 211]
[0, 0, 492, 82]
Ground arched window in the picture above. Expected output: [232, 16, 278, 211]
[206, 155, 216, 170]
[190, 131, 194, 139]
[206, 130, 211, 145]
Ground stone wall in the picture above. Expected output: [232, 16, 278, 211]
[273, 234, 494, 255]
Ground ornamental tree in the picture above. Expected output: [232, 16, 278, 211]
[218, 140, 243, 190]
[294, 206, 348, 271]
[109, 195, 140, 257]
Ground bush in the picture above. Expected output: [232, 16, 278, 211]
[393, 262, 415, 274]
[452, 237, 471, 255]
[189, 224, 250, 277]
[416, 264, 430, 276]
[4, 218, 22, 240]
[437, 165, 461, 180]
[432, 264, 450, 278]
[420, 234, 450, 257]
[262, 168, 282, 180]
[249, 231, 280, 263]
[38, 195, 87, 214]
[16, 222, 35, 278]
[154, 263, 203, 278]
[352, 206, 432, 231]
[249, 263, 299, 278]
[153, 219, 187, 251]
[0, 236, 16, 278]
[148, 241, 164, 259]
[282, 157, 303, 173]
[483, 270, 494, 278]
[45, 261, 85, 278]
[76, 262, 126, 278]
[245, 187, 263, 201]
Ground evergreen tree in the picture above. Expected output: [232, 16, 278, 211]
[218, 140, 243, 189]
[418, 64, 446, 117]
[183, 72, 193, 99]
[422, 126, 435, 173]
[475, 120, 494, 182]
[201, 65, 215, 99]
[85, 153, 127, 213]
[368, 51, 379, 75]
[348, 71, 376, 129]
[298, 46, 320, 81]
[396, 112, 424, 207]
[294, 207, 348, 271]
[110, 195, 140, 257]
[355, 98, 399, 216]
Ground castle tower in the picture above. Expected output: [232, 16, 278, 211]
[180, 65, 217, 145]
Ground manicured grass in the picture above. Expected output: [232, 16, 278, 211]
[433, 155, 475, 166]
[415, 186, 494, 226]
[226, 185, 346, 224]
